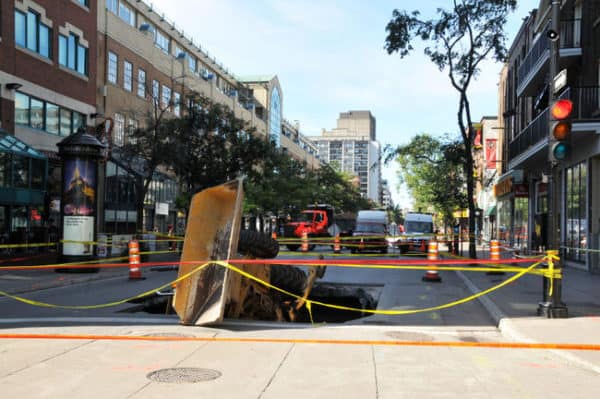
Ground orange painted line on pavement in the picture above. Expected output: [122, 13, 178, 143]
[1, 333, 599, 351]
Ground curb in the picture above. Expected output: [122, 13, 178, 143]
[455, 269, 600, 375]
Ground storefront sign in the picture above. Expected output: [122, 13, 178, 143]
[156, 202, 169, 216]
[514, 183, 529, 198]
[494, 176, 513, 197]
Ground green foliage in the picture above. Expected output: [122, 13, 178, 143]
[390, 133, 467, 224]
[118, 90, 372, 223]
[169, 92, 272, 199]
[385, 0, 516, 256]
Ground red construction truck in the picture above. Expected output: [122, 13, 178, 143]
[283, 204, 352, 251]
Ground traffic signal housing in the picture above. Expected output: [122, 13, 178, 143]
[549, 99, 573, 163]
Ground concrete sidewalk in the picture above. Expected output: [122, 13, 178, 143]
[455, 250, 600, 373]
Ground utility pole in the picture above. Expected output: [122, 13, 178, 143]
[538, 0, 568, 318]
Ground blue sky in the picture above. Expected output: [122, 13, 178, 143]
[154, 0, 539, 208]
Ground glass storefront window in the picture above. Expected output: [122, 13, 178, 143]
[514, 197, 529, 250]
[497, 198, 512, 244]
[565, 162, 587, 262]
[12, 156, 29, 189]
[31, 158, 45, 190]
[0, 152, 10, 187]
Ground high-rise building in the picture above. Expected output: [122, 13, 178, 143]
[310, 111, 381, 203]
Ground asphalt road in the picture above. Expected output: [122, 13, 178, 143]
[1, 245, 494, 328]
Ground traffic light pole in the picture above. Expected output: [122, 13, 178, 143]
[538, 0, 568, 318]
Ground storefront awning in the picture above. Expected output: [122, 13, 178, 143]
[485, 205, 497, 217]
[0, 129, 47, 159]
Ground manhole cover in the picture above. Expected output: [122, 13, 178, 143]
[147, 368, 221, 383]
[385, 331, 434, 342]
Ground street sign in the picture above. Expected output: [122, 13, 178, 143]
[553, 69, 567, 94]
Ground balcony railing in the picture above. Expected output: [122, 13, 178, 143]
[509, 108, 548, 160]
[517, 19, 581, 87]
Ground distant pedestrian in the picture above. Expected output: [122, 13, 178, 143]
[168, 224, 175, 251]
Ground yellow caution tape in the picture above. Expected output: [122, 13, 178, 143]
[0, 262, 209, 309]
[0, 255, 550, 318]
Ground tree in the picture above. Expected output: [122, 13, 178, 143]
[388, 134, 467, 226]
[169, 92, 272, 213]
[385, 0, 516, 257]
[117, 87, 178, 230]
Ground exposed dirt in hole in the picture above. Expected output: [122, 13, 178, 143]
[123, 283, 382, 324]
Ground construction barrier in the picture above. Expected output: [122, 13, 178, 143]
[128, 240, 143, 280]
[490, 240, 500, 260]
[0, 254, 559, 316]
[301, 231, 309, 252]
[423, 241, 442, 282]
[486, 239, 506, 275]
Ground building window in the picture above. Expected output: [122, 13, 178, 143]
[30, 98, 44, 130]
[155, 30, 169, 54]
[15, 92, 30, 126]
[127, 118, 138, 144]
[76, 0, 89, 6]
[106, 0, 118, 14]
[45, 103, 59, 135]
[118, 2, 135, 26]
[108, 52, 118, 83]
[15, 91, 82, 136]
[269, 87, 282, 147]
[152, 80, 160, 105]
[161, 85, 171, 109]
[173, 92, 181, 116]
[59, 33, 88, 75]
[565, 162, 587, 262]
[188, 56, 197, 73]
[124, 61, 133, 91]
[137, 69, 146, 98]
[60, 109, 72, 136]
[113, 113, 125, 147]
[15, 10, 51, 59]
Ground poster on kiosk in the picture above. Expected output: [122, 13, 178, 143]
[62, 158, 97, 257]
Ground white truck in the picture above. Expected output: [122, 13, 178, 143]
[398, 212, 434, 254]
[351, 210, 389, 254]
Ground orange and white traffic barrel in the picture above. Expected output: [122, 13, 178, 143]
[333, 233, 341, 254]
[301, 231, 309, 252]
[487, 239, 505, 275]
[128, 239, 143, 280]
[490, 240, 500, 261]
[423, 241, 441, 282]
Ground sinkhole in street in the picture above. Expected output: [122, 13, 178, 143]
[122, 282, 382, 324]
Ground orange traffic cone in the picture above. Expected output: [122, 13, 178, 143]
[271, 231, 277, 240]
[128, 240, 144, 280]
[422, 241, 442, 282]
[333, 233, 341, 253]
[301, 231, 309, 252]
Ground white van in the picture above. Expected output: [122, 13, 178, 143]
[351, 210, 389, 254]
[398, 212, 434, 254]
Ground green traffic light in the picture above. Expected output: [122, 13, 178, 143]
[552, 142, 569, 161]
